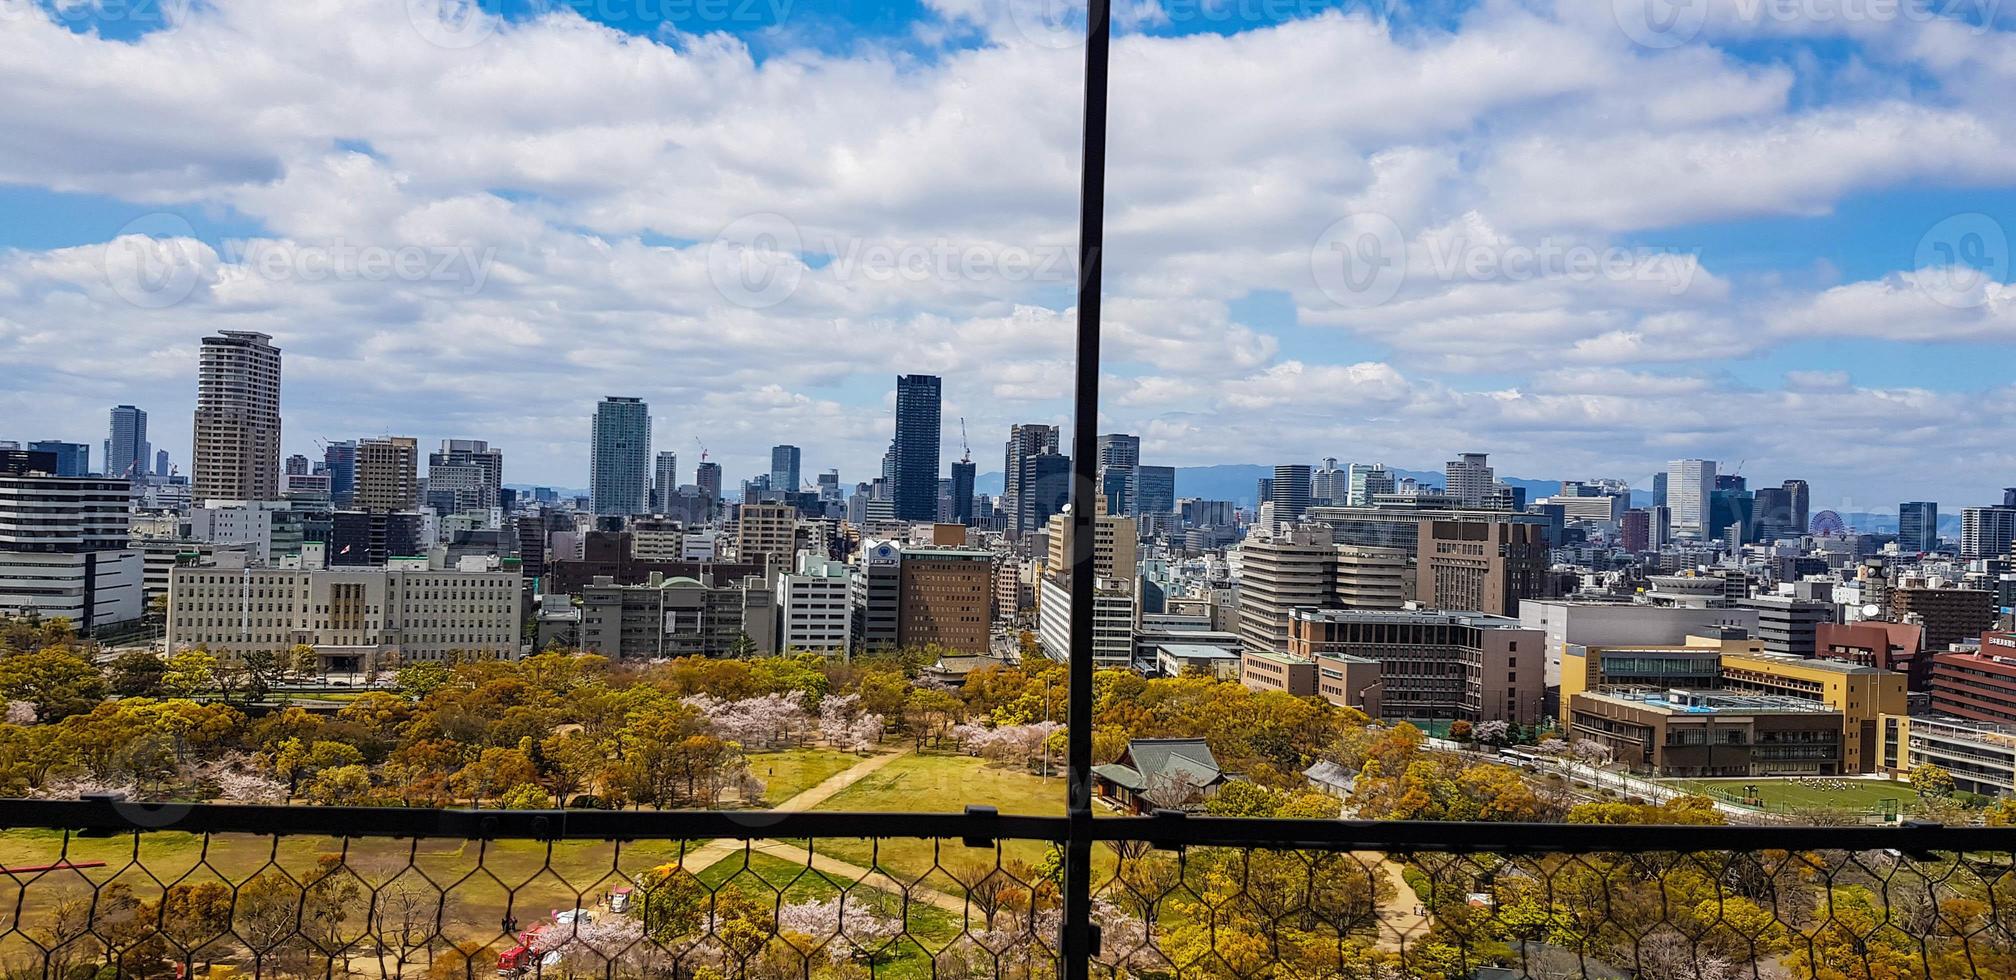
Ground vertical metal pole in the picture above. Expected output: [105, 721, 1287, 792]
[1065, 0, 1112, 976]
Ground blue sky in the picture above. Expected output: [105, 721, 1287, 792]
[3, 0, 2014, 513]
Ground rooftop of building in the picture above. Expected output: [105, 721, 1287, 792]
[1157, 643, 1242, 661]
[1719, 651, 1891, 675]
[1241, 649, 1313, 666]
[1290, 608, 1526, 629]
[1578, 688, 1841, 715]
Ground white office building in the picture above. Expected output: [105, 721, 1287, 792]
[1667, 458, 1717, 535]
[776, 552, 853, 657]
[166, 556, 522, 669]
[0, 461, 142, 632]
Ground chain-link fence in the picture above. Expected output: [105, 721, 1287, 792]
[0, 802, 2012, 978]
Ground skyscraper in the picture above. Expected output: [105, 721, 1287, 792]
[695, 461, 723, 504]
[1961, 504, 2016, 560]
[1781, 479, 1810, 535]
[1132, 465, 1176, 517]
[1271, 464, 1312, 520]
[1752, 486, 1794, 540]
[323, 441, 357, 507]
[950, 458, 976, 525]
[27, 442, 89, 478]
[590, 397, 651, 516]
[1003, 423, 1062, 534]
[1899, 502, 1939, 554]
[1667, 458, 1716, 534]
[654, 451, 678, 511]
[192, 331, 282, 502]
[1311, 458, 1346, 506]
[769, 445, 802, 493]
[353, 437, 420, 511]
[1651, 471, 1668, 509]
[153, 450, 170, 478]
[105, 405, 148, 481]
[428, 439, 504, 513]
[891, 375, 941, 521]
[1095, 434, 1140, 470]
[1347, 462, 1394, 507]
[1444, 453, 1493, 507]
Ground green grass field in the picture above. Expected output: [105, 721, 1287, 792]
[746, 748, 865, 805]
[813, 750, 1065, 815]
[805, 751, 1071, 887]
[1659, 777, 1919, 812]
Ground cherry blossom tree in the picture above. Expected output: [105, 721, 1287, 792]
[776, 895, 902, 964]
[684, 692, 809, 751]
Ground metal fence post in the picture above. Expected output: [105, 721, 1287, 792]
[1065, 0, 1113, 976]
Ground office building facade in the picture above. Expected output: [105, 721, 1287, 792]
[891, 375, 941, 521]
[590, 397, 651, 516]
[0, 452, 142, 631]
[192, 331, 283, 502]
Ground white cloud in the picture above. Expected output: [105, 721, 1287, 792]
[1, 0, 2014, 502]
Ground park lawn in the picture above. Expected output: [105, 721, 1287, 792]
[1660, 777, 1920, 812]
[806, 751, 1073, 888]
[746, 748, 866, 805]
[0, 829, 711, 948]
[812, 750, 1066, 815]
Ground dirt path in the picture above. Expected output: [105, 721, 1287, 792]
[1357, 852, 1430, 951]
[680, 747, 914, 871]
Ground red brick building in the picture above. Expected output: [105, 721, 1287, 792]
[1817, 621, 1929, 690]
[1927, 633, 2016, 724]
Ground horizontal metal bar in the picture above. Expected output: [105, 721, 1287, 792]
[4, 801, 2013, 857]
[0, 800, 1072, 843]
[1087, 815, 2016, 855]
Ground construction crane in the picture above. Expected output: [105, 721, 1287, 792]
[693, 437, 709, 462]
[959, 417, 971, 464]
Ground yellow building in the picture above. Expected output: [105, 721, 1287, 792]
[1558, 633, 1760, 728]
[1718, 651, 1906, 774]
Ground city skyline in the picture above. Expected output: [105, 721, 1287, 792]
[2, 4, 2013, 509]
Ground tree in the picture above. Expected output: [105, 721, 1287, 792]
[1910, 761, 1955, 799]
[108, 650, 168, 697]
[451, 746, 540, 805]
[0, 648, 107, 721]
[303, 764, 373, 805]
[160, 649, 217, 698]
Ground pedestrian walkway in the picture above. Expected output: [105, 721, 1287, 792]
[680, 747, 913, 872]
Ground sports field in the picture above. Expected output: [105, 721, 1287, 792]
[1659, 776, 1918, 811]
